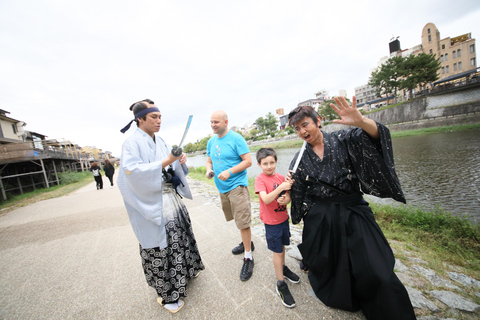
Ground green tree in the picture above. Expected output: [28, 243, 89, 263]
[256, 113, 278, 134]
[318, 99, 339, 121]
[369, 56, 404, 103]
[264, 112, 278, 132]
[183, 142, 195, 153]
[401, 53, 440, 94]
[285, 126, 295, 134]
[247, 128, 259, 140]
[255, 117, 266, 133]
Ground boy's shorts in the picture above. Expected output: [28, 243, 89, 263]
[219, 186, 252, 230]
[265, 219, 290, 253]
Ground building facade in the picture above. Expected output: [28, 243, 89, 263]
[354, 84, 377, 106]
[360, 23, 477, 104]
[421, 22, 476, 82]
[0, 109, 26, 143]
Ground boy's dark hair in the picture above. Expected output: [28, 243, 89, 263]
[287, 105, 321, 128]
[256, 148, 277, 163]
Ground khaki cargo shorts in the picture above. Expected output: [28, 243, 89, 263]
[219, 186, 252, 230]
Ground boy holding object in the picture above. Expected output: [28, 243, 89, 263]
[254, 148, 300, 308]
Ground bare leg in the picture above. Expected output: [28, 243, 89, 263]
[240, 227, 251, 252]
[273, 247, 286, 281]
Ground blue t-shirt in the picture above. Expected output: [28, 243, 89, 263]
[207, 130, 250, 193]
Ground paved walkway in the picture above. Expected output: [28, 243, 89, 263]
[0, 178, 365, 320]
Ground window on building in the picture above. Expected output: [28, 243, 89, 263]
[428, 35, 431, 42]
[453, 51, 456, 59]
[446, 65, 450, 73]
[442, 44, 445, 49]
[428, 28, 431, 34]
[445, 53, 449, 61]
[459, 61, 462, 70]
[454, 63, 457, 71]
[440, 55, 444, 62]
[11, 124, 17, 134]
[458, 49, 461, 57]
[472, 58, 477, 66]
[441, 67, 445, 74]
[429, 49, 433, 54]
[471, 44, 476, 53]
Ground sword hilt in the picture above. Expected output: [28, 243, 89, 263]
[172, 147, 183, 157]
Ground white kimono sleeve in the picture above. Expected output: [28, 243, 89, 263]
[119, 139, 165, 226]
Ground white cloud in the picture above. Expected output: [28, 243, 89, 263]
[1, 0, 479, 156]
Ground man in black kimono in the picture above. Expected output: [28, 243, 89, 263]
[287, 97, 416, 320]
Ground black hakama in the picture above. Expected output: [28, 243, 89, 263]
[290, 123, 415, 320]
[140, 186, 204, 304]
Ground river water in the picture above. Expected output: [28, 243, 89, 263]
[186, 129, 480, 223]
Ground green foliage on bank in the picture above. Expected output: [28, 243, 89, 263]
[57, 171, 92, 184]
[372, 202, 480, 272]
[390, 123, 480, 138]
[0, 171, 93, 213]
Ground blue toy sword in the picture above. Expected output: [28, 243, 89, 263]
[172, 115, 193, 156]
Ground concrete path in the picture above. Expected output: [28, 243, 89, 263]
[0, 178, 365, 320]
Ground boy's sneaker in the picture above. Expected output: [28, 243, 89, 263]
[240, 258, 254, 281]
[231, 241, 255, 255]
[276, 281, 296, 308]
[283, 265, 300, 283]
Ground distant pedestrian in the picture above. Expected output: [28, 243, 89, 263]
[103, 159, 115, 187]
[117, 98, 204, 314]
[254, 148, 300, 308]
[206, 110, 254, 281]
[90, 162, 103, 190]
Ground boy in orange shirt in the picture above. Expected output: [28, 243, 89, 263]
[254, 148, 300, 308]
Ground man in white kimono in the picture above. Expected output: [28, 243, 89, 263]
[118, 99, 204, 314]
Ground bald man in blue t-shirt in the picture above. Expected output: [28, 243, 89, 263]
[206, 110, 254, 281]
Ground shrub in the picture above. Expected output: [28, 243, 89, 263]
[58, 171, 91, 185]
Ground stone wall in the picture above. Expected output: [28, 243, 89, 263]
[364, 84, 480, 131]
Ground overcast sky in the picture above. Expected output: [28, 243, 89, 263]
[1, 0, 479, 157]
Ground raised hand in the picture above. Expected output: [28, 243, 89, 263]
[330, 95, 364, 126]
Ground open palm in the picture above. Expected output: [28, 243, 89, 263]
[330, 96, 363, 126]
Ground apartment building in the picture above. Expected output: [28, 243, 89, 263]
[421, 22, 476, 80]
[354, 84, 377, 106]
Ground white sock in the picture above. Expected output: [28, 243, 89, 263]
[244, 250, 252, 260]
[164, 300, 183, 311]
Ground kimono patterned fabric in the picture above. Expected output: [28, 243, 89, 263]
[289, 123, 416, 320]
[140, 186, 204, 304]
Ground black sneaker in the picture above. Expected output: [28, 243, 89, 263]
[283, 265, 300, 283]
[231, 241, 255, 255]
[240, 258, 254, 281]
[276, 281, 296, 308]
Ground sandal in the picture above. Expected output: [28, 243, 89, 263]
[164, 299, 184, 314]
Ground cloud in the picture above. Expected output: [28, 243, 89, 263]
[1, 0, 479, 156]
